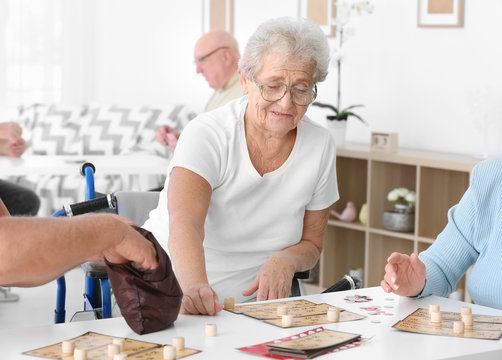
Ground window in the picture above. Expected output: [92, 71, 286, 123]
[3, 0, 63, 107]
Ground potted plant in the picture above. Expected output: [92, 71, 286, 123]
[383, 187, 416, 232]
[312, 101, 367, 125]
[313, 0, 373, 145]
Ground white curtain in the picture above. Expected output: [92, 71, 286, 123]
[0, 0, 95, 115]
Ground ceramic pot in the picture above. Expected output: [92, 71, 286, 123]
[326, 117, 347, 146]
[383, 211, 415, 232]
[393, 203, 413, 214]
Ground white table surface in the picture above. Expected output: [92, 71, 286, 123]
[0, 155, 170, 176]
[3, 287, 502, 359]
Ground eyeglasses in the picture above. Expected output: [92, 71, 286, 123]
[194, 46, 229, 65]
[253, 78, 317, 106]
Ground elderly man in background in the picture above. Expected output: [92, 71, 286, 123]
[156, 29, 243, 151]
[0, 121, 40, 216]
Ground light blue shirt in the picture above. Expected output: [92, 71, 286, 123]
[419, 157, 502, 309]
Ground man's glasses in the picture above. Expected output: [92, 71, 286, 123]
[194, 46, 229, 65]
[253, 78, 317, 106]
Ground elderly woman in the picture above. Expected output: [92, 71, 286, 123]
[143, 17, 338, 315]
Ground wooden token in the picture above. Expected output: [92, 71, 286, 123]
[462, 313, 473, 327]
[282, 314, 294, 327]
[327, 307, 340, 322]
[113, 354, 127, 360]
[430, 310, 442, 324]
[73, 348, 87, 360]
[277, 305, 288, 316]
[205, 323, 217, 337]
[163, 345, 176, 360]
[453, 320, 465, 334]
[61, 340, 75, 354]
[172, 336, 185, 351]
[429, 304, 439, 316]
[224, 297, 235, 311]
[108, 343, 120, 357]
[112, 338, 125, 351]
[461, 307, 472, 315]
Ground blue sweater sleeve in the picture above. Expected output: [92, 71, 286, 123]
[418, 162, 484, 297]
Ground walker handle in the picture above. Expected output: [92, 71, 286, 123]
[64, 194, 116, 216]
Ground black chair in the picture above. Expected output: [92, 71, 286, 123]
[290, 271, 310, 297]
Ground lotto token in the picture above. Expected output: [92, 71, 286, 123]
[344, 295, 373, 303]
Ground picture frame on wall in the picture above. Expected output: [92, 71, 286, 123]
[299, 0, 336, 37]
[417, 0, 464, 28]
[202, 0, 234, 34]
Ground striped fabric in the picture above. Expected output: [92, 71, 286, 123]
[9, 103, 197, 216]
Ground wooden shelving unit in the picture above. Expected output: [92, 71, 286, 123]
[316, 143, 479, 300]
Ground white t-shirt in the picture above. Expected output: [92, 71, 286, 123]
[143, 97, 339, 303]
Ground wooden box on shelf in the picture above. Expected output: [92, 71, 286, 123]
[315, 143, 478, 302]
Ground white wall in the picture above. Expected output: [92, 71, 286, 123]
[89, 0, 501, 157]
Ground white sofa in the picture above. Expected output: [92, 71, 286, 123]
[5, 103, 196, 216]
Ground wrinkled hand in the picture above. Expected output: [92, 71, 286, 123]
[180, 283, 223, 315]
[242, 255, 295, 301]
[100, 221, 158, 271]
[155, 125, 179, 151]
[8, 138, 26, 157]
[380, 252, 426, 296]
[0, 122, 23, 143]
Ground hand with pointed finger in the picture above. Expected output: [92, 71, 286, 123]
[380, 252, 426, 297]
[180, 283, 223, 315]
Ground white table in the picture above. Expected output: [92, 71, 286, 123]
[3, 287, 502, 359]
[0, 155, 170, 176]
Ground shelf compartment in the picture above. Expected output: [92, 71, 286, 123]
[366, 234, 414, 287]
[369, 161, 416, 231]
[418, 166, 469, 239]
[320, 226, 365, 289]
[331, 156, 367, 221]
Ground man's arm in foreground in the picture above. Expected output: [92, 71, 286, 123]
[0, 214, 158, 287]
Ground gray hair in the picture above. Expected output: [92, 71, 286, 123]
[239, 17, 330, 83]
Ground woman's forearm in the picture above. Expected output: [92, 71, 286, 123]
[168, 226, 209, 290]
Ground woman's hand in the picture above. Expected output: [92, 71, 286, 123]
[180, 283, 223, 315]
[242, 254, 295, 301]
[380, 252, 426, 296]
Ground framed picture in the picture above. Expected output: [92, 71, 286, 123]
[417, 0, 464, 28]
[202, 0, 234, 34]
[299, 0, 336, 37]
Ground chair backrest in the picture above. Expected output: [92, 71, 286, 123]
[114, 191, 160, 225]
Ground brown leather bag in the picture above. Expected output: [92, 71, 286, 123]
[106, 226, 183, 334]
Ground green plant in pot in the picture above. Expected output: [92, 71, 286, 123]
[312, 101, 367, 125]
